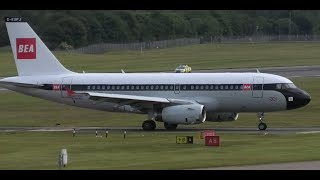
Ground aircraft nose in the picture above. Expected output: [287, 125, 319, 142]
[302, 91, 311, 106]
[286, 89, 311, 110]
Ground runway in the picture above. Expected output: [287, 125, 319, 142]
[194, 160, 320, 170]
[1, 126, 320, 135]
[194, 65, 320, 78]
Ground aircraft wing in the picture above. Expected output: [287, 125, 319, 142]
[75, 91, 194, 110]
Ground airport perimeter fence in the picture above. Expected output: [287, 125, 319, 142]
[71, 38, 200, 54]
[66, 34, 320, 54]
[200, 34, 320, 44]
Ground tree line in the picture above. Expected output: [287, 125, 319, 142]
[1, 10, 320, 50]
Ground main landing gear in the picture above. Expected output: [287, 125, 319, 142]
[164, 122, 178, 130]
[142, 120, 156, 131]
[141, 121, 178, 131]
[257, 112, 267, 130]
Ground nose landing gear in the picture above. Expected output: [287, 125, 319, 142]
[257, 112, 267, 131]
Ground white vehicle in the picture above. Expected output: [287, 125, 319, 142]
[175, 64, 191, 73]
[0, 17, 311, 131]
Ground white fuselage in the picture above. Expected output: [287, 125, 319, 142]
[0, 72, 291, 114]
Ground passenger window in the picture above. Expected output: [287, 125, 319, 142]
[220, 85, 223, 90]
[126, 85, 130, 90]
[131, 85, 135, 90]
[92, 86, 96, 90]
[183, 85, 186, 90]
[156, 85, 159, 90]
[146, 85, 149, 90]
[160, 85, 163, 90]
[170, 85, 174, 90]
[107, 85, 110, 90]
[141, 85, 144, 90]
[225, 85, 228, 89]
[191, 85, 194, 90]
[151, 85, 154, 90]
[121, 86, 125, 90]
[215, 85, 218, 90]
[196, 85, 199, 90]
[210, 85, 213, 89]
[97, 85, 100, 90]
[200, 85, 204, 90]
[230, 85, 233, 90]
[136, 85, 139, 90]
[205, 85, 209, 90]
[165, 85, 168, 90]
[102, 86, 105, 90]
[235, 85, 238, 89]
[87, 86, 91, 90]
[240, 85, 243, 90]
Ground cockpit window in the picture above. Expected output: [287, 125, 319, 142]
[276, 83, 297, 89]
[282, 83, 297, 89]
[276, 84, 282, 89]
[287, 83, 297, 88]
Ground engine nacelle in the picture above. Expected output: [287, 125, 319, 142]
[206, 112, 239, 122]
[160, 104, 206, 125]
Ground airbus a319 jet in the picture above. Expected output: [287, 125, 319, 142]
[0, 17, 311, 131]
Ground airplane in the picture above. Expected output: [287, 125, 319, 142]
[0, 17, 311, 131]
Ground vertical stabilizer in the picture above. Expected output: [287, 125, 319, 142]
[5, 17, 74, 76]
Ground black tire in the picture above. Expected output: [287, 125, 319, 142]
[258, 122, 267, 131]
[142, 120, 156, 131]
[164, 122, 178, 130]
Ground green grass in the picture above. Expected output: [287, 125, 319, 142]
[0, 77, 318, 128]
[1, 42, 319, 170]
[1, 42, 320, 76]
[0, 131, 320, 169]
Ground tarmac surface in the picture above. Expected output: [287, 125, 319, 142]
[194, 160, 320, 170]
[194, 65, 320, 78]
[1, 126, 320, 135]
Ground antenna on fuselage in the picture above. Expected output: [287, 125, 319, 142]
[256, 69, 260, 73]
[121, 69, 125, 74]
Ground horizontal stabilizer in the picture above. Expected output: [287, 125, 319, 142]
[0, 81, 43, 88]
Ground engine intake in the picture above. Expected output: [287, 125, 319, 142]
[159, 104, 206, 124]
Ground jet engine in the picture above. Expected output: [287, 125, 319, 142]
[206, 112, 239, 122]
[156, 104, 206, 124]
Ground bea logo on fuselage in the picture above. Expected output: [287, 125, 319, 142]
[243, 84, 252, 90]
[16, 38, 36, 60]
